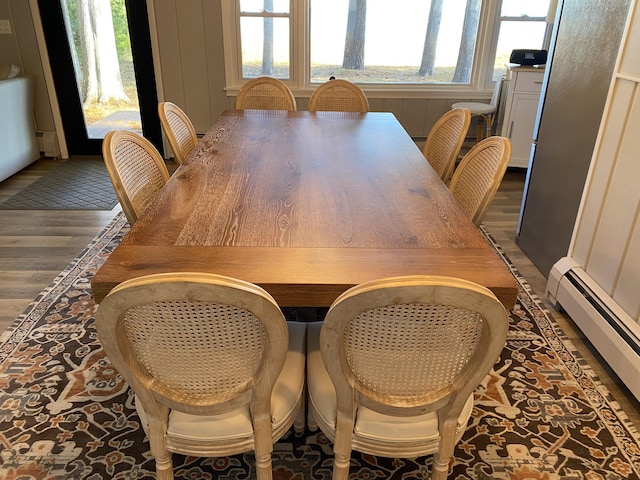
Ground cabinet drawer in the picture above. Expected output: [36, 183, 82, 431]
[514, 72, 544, 93]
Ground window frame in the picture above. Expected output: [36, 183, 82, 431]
[221, 0, 551, 100]
[485, 2, 553, 82]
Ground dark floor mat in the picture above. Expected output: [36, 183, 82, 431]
[0, 158, 118, 210]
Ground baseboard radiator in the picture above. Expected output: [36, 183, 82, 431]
[547, 257, 640, 402]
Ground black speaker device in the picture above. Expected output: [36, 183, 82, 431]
[509, 49, 548, 66]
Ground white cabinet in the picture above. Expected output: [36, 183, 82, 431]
[500, 65, 544, 167]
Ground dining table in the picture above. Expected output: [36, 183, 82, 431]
[91, 109, 518, 310]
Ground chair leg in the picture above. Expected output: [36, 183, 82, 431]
[148, 418, 174, 480]
[332, 415, 355, 480]
[307, 403, 318, 431]
[294, 390, 306, 433]
[254, 416, 274, 480]
[333, 457, 351, 480]
[475, 119, 484, 143]
[255, 454, 273, 480]
[486, 115, 496, 137]
[432, 420, 457, 480]
[431, 455, 451, 480]
[156, 461, 175, 480]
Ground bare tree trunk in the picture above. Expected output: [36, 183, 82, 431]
[453, 0, 481, 83]
[262, 0, 274, 75]
[76, 0, 128, 105]
[343, 0, 366, 69]
[419, 0, 443, 77]
[77, 0, 97, 103]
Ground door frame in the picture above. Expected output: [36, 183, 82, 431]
[32, 0, 162, 157]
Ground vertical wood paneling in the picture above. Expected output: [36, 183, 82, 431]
[202, 2, 229, 121]
[571, 80, 635, 264]
[152, 1, 183, 103]
[619, 1, 640, 76]
[610, 1, 640, 320]
[586, 90, 640, 295]
[568, 0, 640, 322]
[615, 209, 640, 319]
[174, 2, 211, 130]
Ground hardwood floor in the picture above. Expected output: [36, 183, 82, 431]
[0, 158, 119, 333]
[0, 159, 638, 428]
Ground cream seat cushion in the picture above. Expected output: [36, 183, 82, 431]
[307, 321, 473, 443]
[450, 101, 496, 116]
[136, 321, 306, 442]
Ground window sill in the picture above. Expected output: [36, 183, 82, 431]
[224, 85, 494, 101]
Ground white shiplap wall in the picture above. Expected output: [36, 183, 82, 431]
[569, 0, 640, 322]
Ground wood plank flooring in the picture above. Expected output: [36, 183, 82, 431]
[0, 158, 118, 331]
[0, 159, 638, 428]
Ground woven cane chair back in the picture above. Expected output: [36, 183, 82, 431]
[308, 79, 369, 113]
[95, 272, 306, 480]
[448, 136, 511, 226]
[307, 275, 509, 480]
[102, 130, 170, 226]
[158, 101, 198, 166]
[235, 76, 297, 111]
[422, 108, 471, 184]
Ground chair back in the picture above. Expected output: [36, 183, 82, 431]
[158, 101, 198, 165]
[489, 75, 505, 108]
[95, 272, 292, 479]
[448, 136, 511, 226]
[320, 275, 508, 478]
[96, 272, 288, 418]
[235, 76, 297, 111]
[308, 79, 369, 113]
[422, 108, 471, 183]
[102, 130, 170, 225]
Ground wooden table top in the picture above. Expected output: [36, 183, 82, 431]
[92, 110, 517, 309]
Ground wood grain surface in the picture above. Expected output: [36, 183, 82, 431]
[92, 110, 517, 308]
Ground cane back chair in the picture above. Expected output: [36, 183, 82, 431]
[102, 130, 170, 225]
[95, 272, 307, 480]
[448, 135, 511, 226]
[306, 275, 509, 480]
[158, 101, 198, 166]
[422, 108, 471, 184]
[308, 79, 369, 113]
[235, 76, 297, 111]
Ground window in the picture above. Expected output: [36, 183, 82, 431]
[221, 0, 553, 93]
[236, 0, 291, 79]
[309, 0, 479, 84]
[491, 0, 552, 81]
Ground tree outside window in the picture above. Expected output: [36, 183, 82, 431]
[223, 0, 552, 88]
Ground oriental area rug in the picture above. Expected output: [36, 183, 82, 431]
[1, 212, 639, 479]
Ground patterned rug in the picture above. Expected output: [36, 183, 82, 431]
[0, 158, 118, 210]
[1, 213, 639, 479]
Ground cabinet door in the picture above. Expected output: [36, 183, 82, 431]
[504, 94, 539, 167]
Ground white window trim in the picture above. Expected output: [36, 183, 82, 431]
[221, 0, 547, 100]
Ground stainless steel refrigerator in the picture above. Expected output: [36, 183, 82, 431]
[516, 0, 630, 277]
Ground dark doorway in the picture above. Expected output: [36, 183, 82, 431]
[37, 0, 162, 156]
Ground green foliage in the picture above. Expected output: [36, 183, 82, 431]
[63, 0, 80, 55]
[111, 0, 132, 62]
